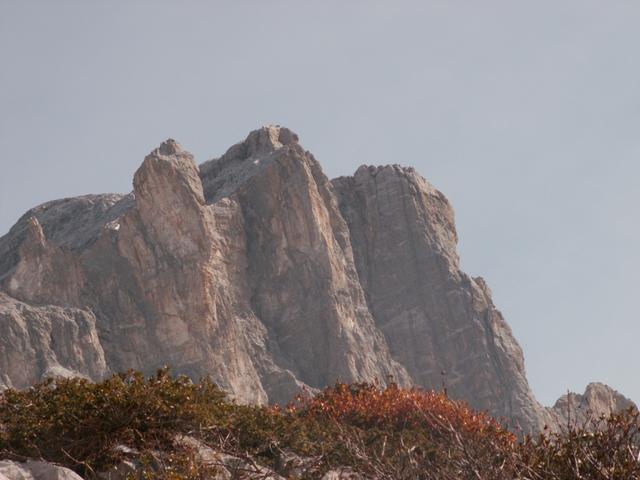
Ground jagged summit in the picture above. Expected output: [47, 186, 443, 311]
[0, 127, 632, 433]
[200, 125, 304, 203]
[152, 138, 184, 157]
[242, 124, 299, 156]
[206, 125, 300, 168]
[352, 164, 418, 178]
[550, 382, 635, 426]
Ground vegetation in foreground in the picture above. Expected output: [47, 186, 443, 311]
[0, 369, 638, 479]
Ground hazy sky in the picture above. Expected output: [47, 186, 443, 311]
[1, 1, 639, 406]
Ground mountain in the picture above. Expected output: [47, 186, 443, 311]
[549, 382, 635, 428]
[0, 126, 630, 432]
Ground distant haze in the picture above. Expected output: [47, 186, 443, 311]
[1, 1, 638, 406]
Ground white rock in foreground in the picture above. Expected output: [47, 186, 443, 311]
[0, 461, 83, 480]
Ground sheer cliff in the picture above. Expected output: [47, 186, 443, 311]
[0, 126, 628, 432]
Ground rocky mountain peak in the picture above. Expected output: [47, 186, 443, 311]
[135, 138, 202, 201]
[0, 126, 633, 434]
[550, 382, 635, 427]
[244, 125, 299, 157]
[199, 126, 305, 204]
[205, 125, 300, 173]
[153, 138, 184, 157]
[353, 163, 417, 179]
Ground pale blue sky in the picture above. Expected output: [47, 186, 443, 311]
[1, 1, 639, 406]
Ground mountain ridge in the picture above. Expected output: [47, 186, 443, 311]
[0, 125, 632, 432]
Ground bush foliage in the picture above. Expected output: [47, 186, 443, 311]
[0, 370, 638, 479]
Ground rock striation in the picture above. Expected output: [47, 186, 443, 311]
[333, 166, 552, 430]
[0, 126, 632, 432]
[0, 292, 107, 389]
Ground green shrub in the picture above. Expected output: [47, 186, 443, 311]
[0, 368, 228, 474]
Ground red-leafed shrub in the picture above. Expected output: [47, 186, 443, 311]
[284, 382, 517, 478]
[298, 382, 513, 438]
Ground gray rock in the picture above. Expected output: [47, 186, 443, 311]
[332, 165, 553, 432]
[321, 469, 365, 480]
[0, 292, 108, 389]
[176, 435, 283, 479]
[0, 460, 83, 480]
[0, 125, 631, 433]
[549, 382, 636, 428]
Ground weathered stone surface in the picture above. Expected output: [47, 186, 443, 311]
[0, 127, 406, 404]
[0, 460, 83, 480]
[96, 445, 141, 480]
[321, 469, 365, 480]
[176, 435, 284, 479]
[0, 125, 631, 433]
[332, 165, 553, 431]
[200, 127, 410, 395]
[0, 292, 108, 389]
[549, 382, 636, 427]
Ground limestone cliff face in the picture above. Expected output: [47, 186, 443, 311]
[0, 127, 407, 406]
[0, 292, 107, 389]
[332, 166, 552, 430]
[549, 383, 635, 427]
[0, 126, 630, 431]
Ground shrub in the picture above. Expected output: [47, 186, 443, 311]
[515, 408, 640, 480]
[0, 368, 228, 475]
[289, 382, 518, 479]
[0, 371, 638, 479]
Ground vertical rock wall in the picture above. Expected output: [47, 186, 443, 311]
[0, 125, 627, 432]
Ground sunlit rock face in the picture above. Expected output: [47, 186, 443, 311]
[549, 382, 636, 427]
[332, 166, 553, 431]
[0, 292, 107, 389]
[0, 126, 629, 432]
